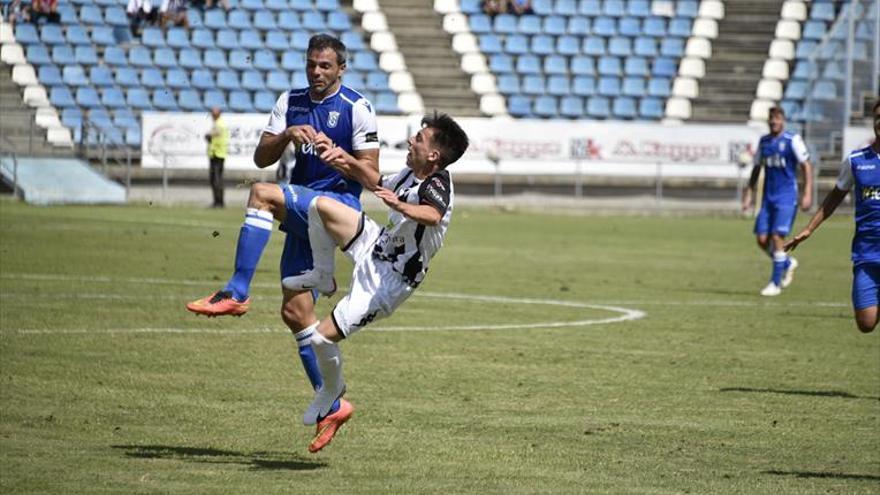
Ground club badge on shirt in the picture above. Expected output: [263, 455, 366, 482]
[327, 111, 340, 128]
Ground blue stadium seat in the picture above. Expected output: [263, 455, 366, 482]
[240, 29, 263, 50]
[479, 34, 503, 54]
[278, 10, 301, 29]
[229, 90, 254, 112]
[676, 0, 698, 18]
[533, 95, 558, 118]
[281, 51, 301, 71]
[254, 10, 277, 30]
[598, 56, 622, 76]
[469, 14, 492, 34]
[88, 109, 113, 129]
[652, 57, 677, 77]
[608, 37, 632, 57]
[74, 46, 98, 65]
[519, 15, 543, 35]
[547, 75, 570, 96]
[643, 16, 666, 36]
[52, 45, 76, 65]
[290, 30, 310, 50]
[205, 9, 227, 29]
[515, 54, 541, 74]
[532, 0, 552, 15]
[496, 74, 520, 95]
[795, 40, 818, 59]
[586, 96, 610, 118]
[315, 0, 339, 11]
[603, 0, 626, 16]
[780, 100, 800, 119]
[266, 31, 289, 51]
[58, 3, 78, 24]
[619, 17, 641, 37]
[37, 65, 63, 86]
[791, 60, 817, 79]
[598, 76, 621, 96]
[62, 65, 88, 86]
[668, 17, 692, 38]
[572, 76, 595, 96]
[290, 71, 307, 88]
[544, 54, 567, 75]
[507, 95, 531, 117]
[254, 51, 278, 71]
[531, 35, 555, 55]
[91, 26, 117, 46]
[366, 71, 389, 91]
[192, 28, 215, 49]
[26, 45, 52, 65]
[302, 11, 326, 31]
[125, 127, 142, 147]
[141, 68, 164, 88]
[822, 60, 845, 80]
[647, 77, 671, 97]
[810, 2, 835, 21]
[179, 48, 203, 69]
[628, 0, 651, 17]
[101, 87, 126, 108]
[114, 67, 139, 87]
[624, 56, 649, 76]
[460, 0, 480, 14]
[327, 11, 351, 31]
[188, 8, 203, 28]
[162, 27, 188, 49]
[154, 47, 178, 69]
[242, 70, 266, 91]
[351, 51, 378, 71]
[228, 9, 251, 28]
[622, 76, 646, 96]
[494, 14, 518, 34]
[374, 92, 398, 114]
[522, 74, 546, 95]
[128, 46, 152, 68]
[541, 15, 565, 35]
[340, 31, 364, 51]
[152, 89, 179, 111]
[104, 7, 129, 26]
[634, 36, 658, 57]
[660, 38, 684, 57]
[75, 87, 101, 108]
[50, 86, 76, 107]
[344, 71, 365, 91]
[217, 29, 238, 50]
[557, 35, 580, 56]
[40, 24, 65, 45]
[204, 49, 228, 70]
[192, 69, 215, 90]
[178, 89, 203, 111]
[583, 37, 606, 56]
[570, 55, 595, 75]
[217, 69, 241, 90]
[240, 0, 263, 10]
[639, 97, 663, 119]
[504, 34, 529, 55]
[554, 0, 577, 16]
[113, 109, 138, 129]
[566, 16, 590, 35]
[264, 0, 286, 10]
[142, 27, 165, 48]
[127, 88, 153, 110]
[489, 54, 514, 73]
[254, 91, 276, 112]
[166, 68, 190, 89]
[559, 95, 583, 118]
[784, 79, 808, 99]
[593, 16, 617, 37]
[802, 21, 826, 40]
[79, 5, 103, 25]
[61, 108, 83, 130]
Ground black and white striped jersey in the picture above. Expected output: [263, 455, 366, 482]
[373, 168, 453, 288]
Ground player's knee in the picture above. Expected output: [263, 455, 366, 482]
[248, 183, 280, 209]
[281, 304, 312, 331]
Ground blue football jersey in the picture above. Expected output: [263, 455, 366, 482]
[838, 146, 880, 265]
[754, 131, 810, 204]
[264, 85, 378, 197]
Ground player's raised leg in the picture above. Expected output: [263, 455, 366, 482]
[186, 183, 286, 316]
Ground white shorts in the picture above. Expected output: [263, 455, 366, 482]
[331, 214, 414, 337]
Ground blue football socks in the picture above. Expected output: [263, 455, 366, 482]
[771, 251, 787, 287]
[224, 208, 273, 302]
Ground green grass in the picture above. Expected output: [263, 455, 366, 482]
[1, 198, 878, 494]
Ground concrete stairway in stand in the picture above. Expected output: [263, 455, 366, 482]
[0, 62, 71, 156]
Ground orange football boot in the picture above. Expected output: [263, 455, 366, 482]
[308, 399, 354, 453]
[186, 290, 250, 317]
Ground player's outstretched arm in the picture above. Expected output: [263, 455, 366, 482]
[316, 140, 380, 189]
[374, 187, 442, 226]
[741, 165, 759, 213]
[800, 160, 814, 211]
[784, 186, 848, 252]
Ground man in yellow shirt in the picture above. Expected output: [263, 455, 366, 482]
[206, 107, 229, 208]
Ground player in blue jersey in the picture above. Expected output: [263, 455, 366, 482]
[186, 34, 379, 434]
[741, 106, 813, 296]
[785, 101, 880, 333]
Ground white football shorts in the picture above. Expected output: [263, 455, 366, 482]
[332, 213, 414, 337]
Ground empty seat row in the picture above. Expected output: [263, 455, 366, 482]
[470, 13, 693, 38]
[507, 94, 665, 119]
[489, 53, 679, 77]
[479, 33, 685, 57]
[497, 74, 671, 97]
[460, 0, 699, 18]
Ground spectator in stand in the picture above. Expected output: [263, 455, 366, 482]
[482, 0, 506, 16]
[508, 0, 533, 15]
[126, 0, 157, 37]
[31, 0, 60, 23]
[159, 0, 188, 28]
[6, 0, 32, 27]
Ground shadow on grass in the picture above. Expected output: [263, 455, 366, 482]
[763, 470, 880, 481]
[719, 387, 880, 401]
[112, 445, 326, 471]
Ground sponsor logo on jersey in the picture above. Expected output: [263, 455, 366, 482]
[289, 106, 309, 113]
[778, 141, 786, 152]
[365, 132, 378, 143]
[857, 164, 876, 170]
[861, 186, 880, 201]
[327, 111, 340, 128]
[354, 310, 378, 329]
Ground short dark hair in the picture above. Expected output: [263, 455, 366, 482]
[768, 106, 785, 118]
[422, 111, 469, 168]
[307, 34, 347, 66]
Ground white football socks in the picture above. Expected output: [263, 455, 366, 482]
[308, 197, 336, 275]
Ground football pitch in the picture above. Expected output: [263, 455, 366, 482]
[0, 198, 878, 494]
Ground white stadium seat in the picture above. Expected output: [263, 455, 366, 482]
[775, 20, 801, 40]
[480, 94, 507, 116]
[353, 0, 378, 13]
[692, 18, 718, 39]
[379, 51, 406, 72]
[470, 73, 496, 94]
[47, 126, 73, 147]
[685, 37, 712, 59]
[452, 33, 478, 54]
[433, 0, 458, 14]
[762, 59, 789, 80]
[370, 31, 398, 52]
[750, 99, 776, 122]
[460, 53, 487, 73]
[678, 57, 705, 78]
[1, 43, 25, 65]
[756, 79, 783, 100]
[361, 11, 387, 32]
[698, 0, 724, 20]
[388, 71, 415, 92]
[781, 0, 807, 21]
[23, 84, 48, 107]
[768, 40, 795, 60]
[0, 21, 15, 45]
[12, 64, 37, 86]
[398, 92, 424, 114]
[665, 97, 692, 120]
[443, 13, 469, 34]
[672, 77, 699, 98]
[34, 107, 60, 129]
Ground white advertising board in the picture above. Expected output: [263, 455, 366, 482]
[142, 112, 764, 179]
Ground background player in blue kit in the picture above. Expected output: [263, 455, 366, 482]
[742, 106, 813, 296]
[186, 34, 379, 424]
[786, 101, 880, 333]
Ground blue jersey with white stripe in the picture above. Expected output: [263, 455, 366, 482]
[283, 85, 373, 197]
[755, 131, 810, 204]
[840, 146, 880, 265]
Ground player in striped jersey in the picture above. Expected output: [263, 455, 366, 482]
[786, 101, 880, 333]
[292, 112, 469, 452]
[742, 106, 814, 296]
